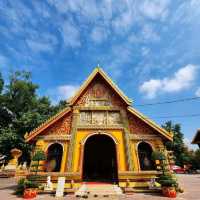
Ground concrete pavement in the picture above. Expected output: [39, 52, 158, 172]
[0, 174, 200, 199]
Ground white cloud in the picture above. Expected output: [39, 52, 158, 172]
[0, 1, 36, 34]
[27, 40, 53, 53]
[195, 87, 200, 97]
[139, 0, 170, 20]
[91, 27, 108, 44]
[112, 10, 134, 32]
[32, 1, 51, 18]
[26, 31, 58, 53]
[171, 0, 200, 25]
[139, 79, 162, 99]
[48, 0, 99, 21]
[60, 21, 81, 48]
[47, 85, 79, 104]
[141, 24, 160, 42]
[128, 24, 160, 45]
[141, 47, 150, 56]
[57, 85, 79, 99]
[140, 64, 198, 99]
[104, 42, 133, 79]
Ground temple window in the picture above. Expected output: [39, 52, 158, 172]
[138, 142, 155, 171]
[46, 143, 63, 172]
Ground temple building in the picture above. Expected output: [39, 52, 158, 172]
[192, 129, 200, 148]
[25, 67, 173, 189]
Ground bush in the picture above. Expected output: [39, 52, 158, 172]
[159, 179, 177, 187]
[159, 173, 178, 188]
[15, 178, 39, 196]
[32, 150, 46, 161]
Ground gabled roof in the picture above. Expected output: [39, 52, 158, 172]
[127, 106, 173, 141]
[25, 67, 172, 142]
[191, 129, 200, 144]
[68, 67, 132, 106]
[25, 107, 71, 142]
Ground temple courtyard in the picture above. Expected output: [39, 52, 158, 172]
[0, 174, 199, 199]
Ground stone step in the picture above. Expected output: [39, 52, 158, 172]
[132, 188, 161, 193]
[75, 183, 123, 196]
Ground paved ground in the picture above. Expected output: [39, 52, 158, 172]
[0, 174, 200, 199]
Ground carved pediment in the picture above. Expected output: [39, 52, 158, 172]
[75, 76, 128, 110]
[79, 110, 122, 126]
[42, 113, 72, 136]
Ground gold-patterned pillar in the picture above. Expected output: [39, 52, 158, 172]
[131, 141, 139, 171]
[135, 145, 141, 171]
[66, 109, 79, 172]
[60, 142, 68, 172]
[120, 110, 134, 171]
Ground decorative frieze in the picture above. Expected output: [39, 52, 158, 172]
[77, 125, 124, 130]
[79, 110, 122, 126]
[129, 134, 161, 141]
[41, 134, 71, 141]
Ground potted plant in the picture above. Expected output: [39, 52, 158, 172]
[16, 178, 39, 199]
[159, 173, 177, 198]
[154, 150, 178, 198]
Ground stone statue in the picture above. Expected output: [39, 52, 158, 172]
[22, 162, 27, 170]
[44, 176, 53, 191]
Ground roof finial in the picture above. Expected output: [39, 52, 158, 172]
[97, 60, 101, 69]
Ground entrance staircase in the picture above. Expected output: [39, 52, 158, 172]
[75, 183, 123, 197]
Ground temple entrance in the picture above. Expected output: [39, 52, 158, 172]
[83, 134, 118, 183]
[46, 143, 63, 172]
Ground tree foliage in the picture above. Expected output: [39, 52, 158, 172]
[162, 121, 200, 169]
[162, 121, 185, 166]
[0, 72, 4, 94]
[0, 70, 66, 163]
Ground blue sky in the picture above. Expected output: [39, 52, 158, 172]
[0, 0, 200, 148]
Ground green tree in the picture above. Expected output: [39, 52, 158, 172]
[162, 121, 185, 166]
[0, 72, 4, 94]
[0, 70, 63, 163]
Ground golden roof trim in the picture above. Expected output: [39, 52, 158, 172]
[127, 106, 173, 141]
[25, 107, 71, 142]
[68, 67, 132, 106]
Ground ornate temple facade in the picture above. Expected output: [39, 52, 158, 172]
[25, 68, 173, 189]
